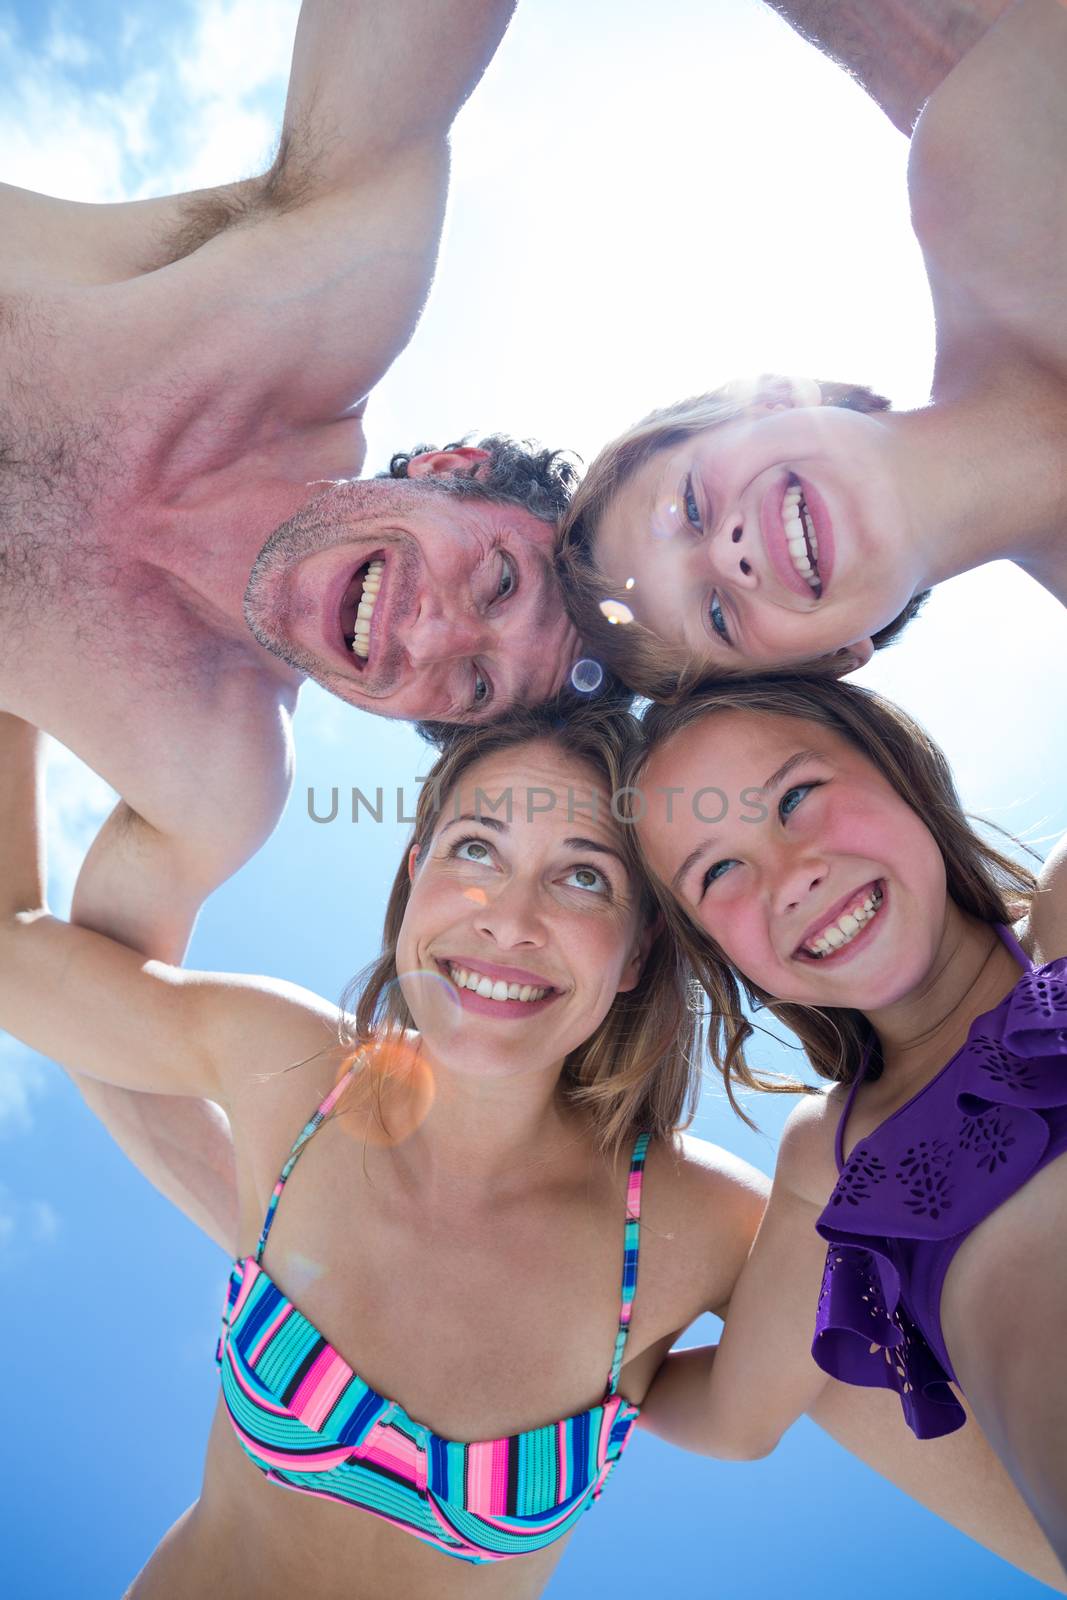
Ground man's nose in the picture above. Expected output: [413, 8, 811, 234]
[405, 609, 492, 665]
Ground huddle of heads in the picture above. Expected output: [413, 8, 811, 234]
[349, 678, 1034, 1139]
[385, 371, 932, 729]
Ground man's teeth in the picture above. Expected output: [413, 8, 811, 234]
[782, 484, 820, 594]
[448, 964, 549, 1003]
[804, 886, 884, 958]
[351, 559, 384, 659]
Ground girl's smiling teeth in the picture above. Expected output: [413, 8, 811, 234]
[798, 883, 884, 959]
[446, 962, 553, 1003]
[350, 558, 384, 658]
[783, 478, 822, 597]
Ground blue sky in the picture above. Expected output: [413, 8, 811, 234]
[2, 1, 1065, 1595]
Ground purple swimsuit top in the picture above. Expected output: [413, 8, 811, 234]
[811, 924, 1067, 1438]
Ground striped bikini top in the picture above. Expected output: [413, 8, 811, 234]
[217, 1068, 650, 1565]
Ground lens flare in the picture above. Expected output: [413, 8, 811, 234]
[598, 599, 634, 626]
[329, 1031, 436, 1149]
[570, 658, 604, 693]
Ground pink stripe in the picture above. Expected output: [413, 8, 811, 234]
[358, 1430, 420, 1481]
[464, 1495, 586, 1535]
[556, 1420, 569, 1501]
[248, 1301, 294, 1366]
[228, 1416, 352, 1472]
[489, 1438, 510, 1517]
[291, 1347, 352, 1431]
[229, 1258, 260, 1322]
[222, 1343, 292, 1416]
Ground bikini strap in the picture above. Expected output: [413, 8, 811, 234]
[996, 921, 1033, 972]
[253, 1060, 361, 1265]
[604, 1131, 651, 1399]
[833, 1036, 874, 1175]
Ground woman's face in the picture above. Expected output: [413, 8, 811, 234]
[637, 710, 946, 1011]
[395, 740, 648, 1078]
[594, 404, 923, 670]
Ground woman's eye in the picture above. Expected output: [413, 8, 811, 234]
[472, 669, 490, 707]
[496, 554, 516, 599]
[565, 865, 608, 894]
[779, 782, 819, 819]
[701, 858, 737, 894]
[454, 838, 492, 863]
[683, 475, 702, 530]
[708, 591, 731, 643]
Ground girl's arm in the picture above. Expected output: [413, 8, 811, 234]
[640, 1094, 838, 1459]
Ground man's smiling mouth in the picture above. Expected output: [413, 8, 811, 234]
[340, 556, 384, 663]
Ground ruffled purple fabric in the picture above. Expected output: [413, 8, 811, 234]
[812, 958, 1067, 1439]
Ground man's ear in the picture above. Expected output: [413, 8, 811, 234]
[405, 447, 491, 480]
[832, 638, 874, 676]
[617, 913, 661, 994]
[407, 844, 421, 881]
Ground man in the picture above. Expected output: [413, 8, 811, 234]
[1, 0, 580, 969]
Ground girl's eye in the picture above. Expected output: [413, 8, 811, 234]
[683, 475, 702, 530]
[779, 781, 820, 819]
[565, 864, 609, 894]
[496, 554, 516, 599]
[701, 858, 737, 894]
[708, 591, 731, 644]
[452, 837, 493, 863]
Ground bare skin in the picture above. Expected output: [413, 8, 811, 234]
[4, 714, 1062, 1594]
[591, 0, 1067, 675]
[768, 0, 1011, 134]
[636, 709, 1067, 1574]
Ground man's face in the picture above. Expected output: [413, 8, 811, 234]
[243, 478, 581, 721]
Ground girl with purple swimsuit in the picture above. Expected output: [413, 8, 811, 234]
[629, 676, 1067, 1574]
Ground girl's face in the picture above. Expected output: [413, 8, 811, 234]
[637, 711, 947, 1011]
[395, 740, 649, 1078]
[593, 404, 922, 670]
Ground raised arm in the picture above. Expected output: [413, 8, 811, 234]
[0, 714, 337, 1225]
[765, 0, 1010, 134]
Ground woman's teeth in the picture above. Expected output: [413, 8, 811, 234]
[783, 483, 821, 595]
[351, 559, 384, 659]
[448, 964, 549, 1003]
[803, 886, 884, 958]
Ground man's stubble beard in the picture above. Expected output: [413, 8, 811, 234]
[242, 479, 420, 692]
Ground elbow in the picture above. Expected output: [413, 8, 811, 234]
[710, 1434, 778, 1463]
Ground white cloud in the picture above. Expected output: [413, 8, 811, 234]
[0, 1179, 61, 1257]
[0, 1037, 49, 1135]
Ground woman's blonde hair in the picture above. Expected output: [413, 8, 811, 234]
[626, 676, 1039, 1124]
[342, 703, 701, 1156]
[558, 376, 929, 700]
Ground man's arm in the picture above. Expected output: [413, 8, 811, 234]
[765, 0, 1010, 134]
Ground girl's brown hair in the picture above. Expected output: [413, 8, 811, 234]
[342, 703, 701, 1155]
[626, 676, 1039, 1124]
[557, 376, 929, 701]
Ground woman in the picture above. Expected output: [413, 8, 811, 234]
[1, 706, 1061, 1597]
[0, 704, 761, 1599]
[626, 675, 1067, 1569]
[557, 0, 1067, 697]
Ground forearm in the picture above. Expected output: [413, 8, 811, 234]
[639, 1345, 774, 1460]
[810, 1380, 1067, 1592]
[0, 714, 47, 919]
[765, 0, 1010, 134]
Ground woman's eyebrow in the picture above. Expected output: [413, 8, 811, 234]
[563, 836, 628, 866]
[439, 813, 509, 834]
[759, 750, 821, 792]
